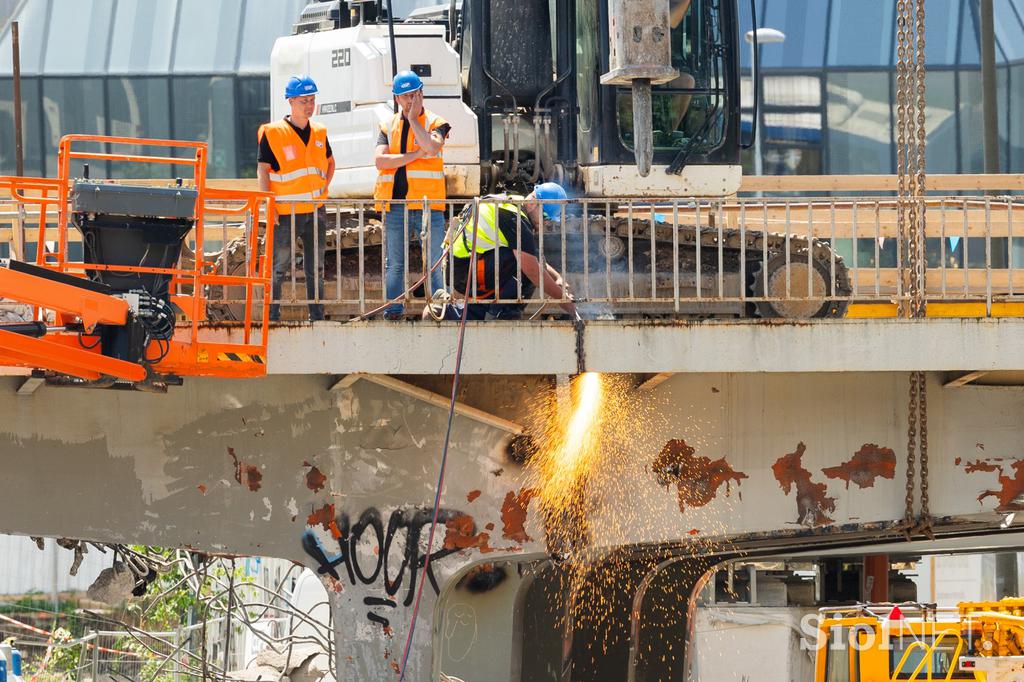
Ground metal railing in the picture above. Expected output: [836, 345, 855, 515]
[263, 195, 1024, 319]
[5, 193, 1024, 322]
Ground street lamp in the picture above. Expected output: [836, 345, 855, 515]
[745, 28, 786, 181]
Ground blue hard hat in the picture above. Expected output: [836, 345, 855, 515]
[533, 182, 568, 221]
[285, 75, 318, 99]
[392, 70, 424, 96]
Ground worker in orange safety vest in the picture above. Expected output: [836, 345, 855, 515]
[373, 70, 451, 319]
[258, 74, 335, 321]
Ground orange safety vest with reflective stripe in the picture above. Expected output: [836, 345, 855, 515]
[258, 119, 330, 216]
[373, 111, 447, 212]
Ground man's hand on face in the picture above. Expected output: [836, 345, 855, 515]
[403, 91, 423, 121]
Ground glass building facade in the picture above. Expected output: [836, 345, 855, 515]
[739, 0, 1024, 175]
[1, 0, 1023, 178]
[0, 0, 306, 178]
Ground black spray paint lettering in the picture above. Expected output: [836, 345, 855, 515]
[302, 507, 465, 627]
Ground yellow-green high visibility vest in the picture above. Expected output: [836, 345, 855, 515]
[450, 200, 528, 258]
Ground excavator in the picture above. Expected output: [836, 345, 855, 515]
[279, 0, 741, 198]
[0, 135, 273, 390]
[268, 0, 853, 319]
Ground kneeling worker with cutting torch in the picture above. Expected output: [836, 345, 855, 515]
[425, 182, 578, 321]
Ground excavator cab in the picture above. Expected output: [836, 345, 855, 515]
[458, 0, 740, 193]
[0, 135, 274, 390]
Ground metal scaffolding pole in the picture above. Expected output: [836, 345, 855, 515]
[11, 21, 23, 177]
[980, 0, 1000, 175]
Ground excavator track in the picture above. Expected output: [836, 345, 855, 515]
[547, 213, 852, 318]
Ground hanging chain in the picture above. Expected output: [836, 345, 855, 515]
[919, 374, 929, 521]
[896, 0, 931, 537]
[905, 371, 919, 528]
[895, 0, 911, 319]
[896, 0, 916, 526]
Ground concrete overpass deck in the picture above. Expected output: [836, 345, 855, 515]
[254, 318, 1024, 376]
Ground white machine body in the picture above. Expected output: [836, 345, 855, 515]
[270, 22, 480, 200]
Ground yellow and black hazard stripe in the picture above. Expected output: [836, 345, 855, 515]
[216, 352, 265, 365]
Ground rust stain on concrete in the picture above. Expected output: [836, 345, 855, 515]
[976, 459, 1024, 510]
[822, 444, 897, 489]
[652, 439, 748, 512]
[501, 488, 537, 543]
[772, 442, 836, 527]
[307, 503, 342, 538]
[197, 484, 207, 494]
[227, 447, 262, 492]
[443, 514, 493, 553]
[303, 461, 327, 493]
[467, 490, 482, 503]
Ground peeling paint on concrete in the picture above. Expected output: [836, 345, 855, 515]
[227, 447, 263, 492]
[308, 503, 341, 537]
[500, 489, 537, 543]
[772, 443, 836, 527]
[822, 444, 897, 489]
[964, 459, 1002, 474]
[965, 458, 1024, 510]
[304, 461, 327, 492]
[443, 515, 493, 553]
[466, 490, 481, 503]
[651, 438, 747, 512]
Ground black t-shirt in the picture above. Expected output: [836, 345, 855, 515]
[453, 205, 538, 294]
[376, 121, 452, 201]
[257, 117, 333, 172]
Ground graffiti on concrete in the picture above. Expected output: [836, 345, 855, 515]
[772, 442, 836, 527]
[651, 438, 748, 513]
[302, 506, 472, 628]
[822, 443, 897, 489]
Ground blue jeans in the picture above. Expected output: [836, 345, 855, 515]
[269, 209, 327, 321]
[384, 208, 447, 315]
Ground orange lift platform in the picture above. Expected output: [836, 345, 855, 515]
[0, 134, 274, 390]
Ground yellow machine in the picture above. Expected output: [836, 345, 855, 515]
[815, 599, 1024, 681]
